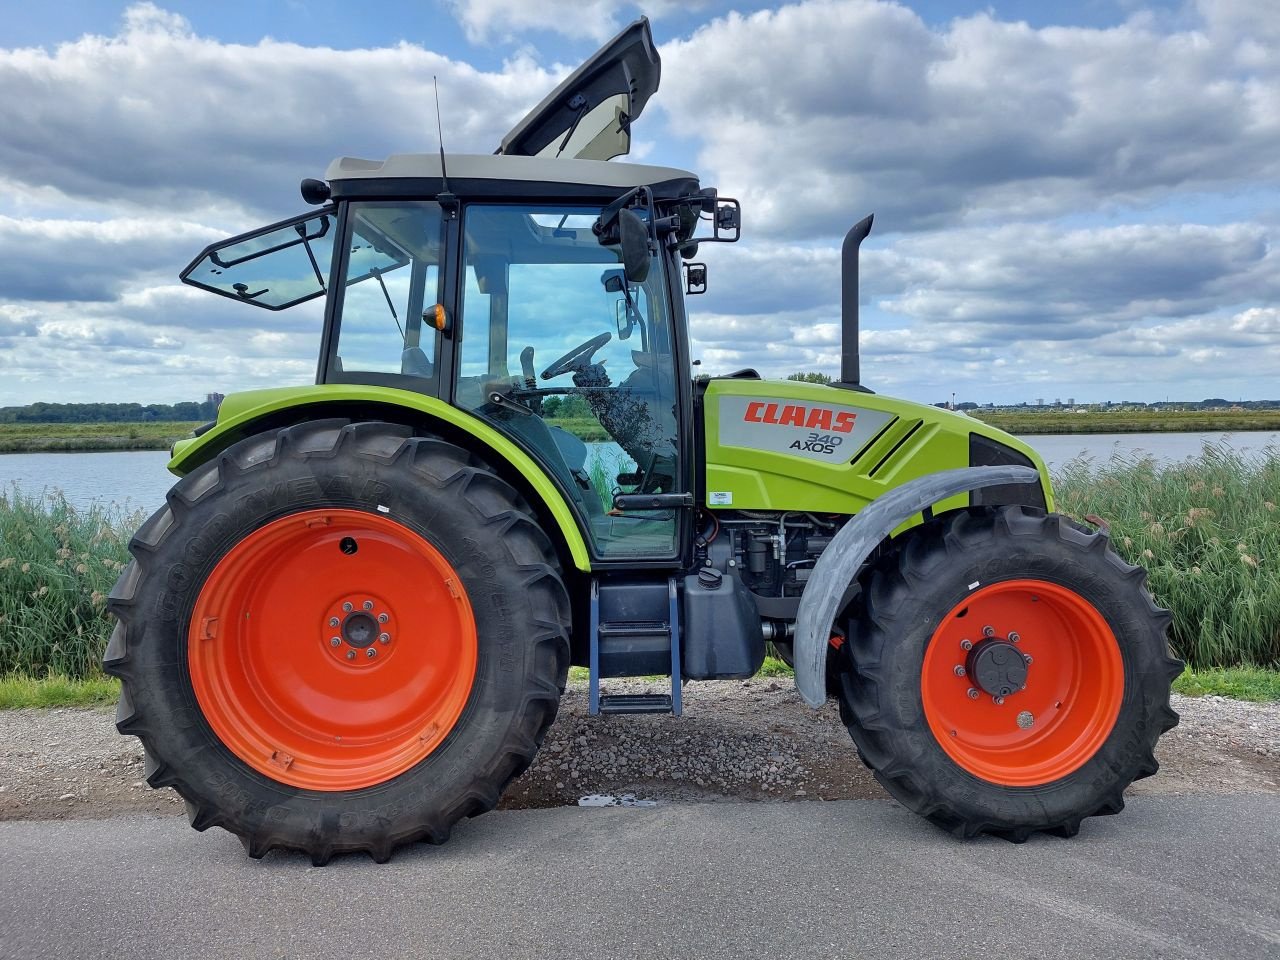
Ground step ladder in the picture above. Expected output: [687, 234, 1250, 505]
[588, 578, 682, 716]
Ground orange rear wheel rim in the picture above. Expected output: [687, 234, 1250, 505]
[920, 579, 1123, 787]
[188, 509, 477, 791]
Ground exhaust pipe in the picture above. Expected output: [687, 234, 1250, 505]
[838, 214, 874, 390]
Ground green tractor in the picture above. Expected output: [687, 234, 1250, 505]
[106, 19, 1181, 863]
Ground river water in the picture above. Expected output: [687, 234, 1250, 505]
[1, 431, 1277, 513]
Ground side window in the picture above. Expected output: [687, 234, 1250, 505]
[457, 204, 680, 560]
[331, 202, 443, 382]
[181, 211, 334, 310]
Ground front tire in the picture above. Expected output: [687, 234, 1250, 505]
[836, 506, 1182, 841]
[105, 420, 571, 863]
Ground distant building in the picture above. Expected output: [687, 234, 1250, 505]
[206, 393, 226, 409]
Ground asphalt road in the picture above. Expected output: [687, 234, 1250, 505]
[1, 794, 1277, 960]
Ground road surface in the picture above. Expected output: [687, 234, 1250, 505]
[1, 794, 1276, 960]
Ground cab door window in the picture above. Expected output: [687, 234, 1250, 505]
[456, 204, 680, 560]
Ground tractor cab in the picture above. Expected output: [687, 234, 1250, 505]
[181, 153, 738, 562]
[178, 16, 740, 565]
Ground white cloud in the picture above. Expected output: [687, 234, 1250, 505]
[660, 0, 1280, 237]
[0, 214, 221, 301]
[443, 0, 707, 43]
[2, 2, 1279, 406]
[0, 4, 562, 215]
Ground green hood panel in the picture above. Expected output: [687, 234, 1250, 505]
[169, 384, 591, 571]
[702, 379, 1053, 515]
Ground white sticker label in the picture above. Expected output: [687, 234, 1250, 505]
[717, 395, 894, 464]
[708, 491, 733, 506]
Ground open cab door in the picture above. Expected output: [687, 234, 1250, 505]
[496, 17, 661, 161]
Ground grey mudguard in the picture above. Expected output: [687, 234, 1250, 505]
[793, 465, 1041, 707]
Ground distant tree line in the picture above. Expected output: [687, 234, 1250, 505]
[541, 395, 593, 419]
[786, 371, 833, 384]
[0, 399, 222, 424]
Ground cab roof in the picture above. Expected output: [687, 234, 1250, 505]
[323, 153, 700, 202]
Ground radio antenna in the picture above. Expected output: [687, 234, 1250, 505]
[433, 76, 451, 195]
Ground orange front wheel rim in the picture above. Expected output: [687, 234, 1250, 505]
[188, 509, 477, 791]
[921, 579, 1124, 787]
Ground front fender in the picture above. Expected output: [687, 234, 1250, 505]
[169, 384, 593, 571]
[793, 465, 1040, 707]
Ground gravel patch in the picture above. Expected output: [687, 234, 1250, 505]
[1, 680, 1276, 822]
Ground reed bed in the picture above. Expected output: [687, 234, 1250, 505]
[1054, 444, 1280, 669]
[0, 489, 142, 679]
[1, 444, 1276, 683]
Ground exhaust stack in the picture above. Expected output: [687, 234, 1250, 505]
[838, 214, 874, 389]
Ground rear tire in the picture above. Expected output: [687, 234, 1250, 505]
[105, 419, 571, 863]
[836, 506, 1182, 841]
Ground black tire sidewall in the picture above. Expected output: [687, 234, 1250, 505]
[124, 424, 565, 851]
[853, 510, 1169, 830]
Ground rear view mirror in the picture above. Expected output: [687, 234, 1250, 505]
[618, 208, 651, 284]
[616, 300, 634, 340]
[684, 263, 707, 295]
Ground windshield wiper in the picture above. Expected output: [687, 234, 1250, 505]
[370, 267, 404, 338]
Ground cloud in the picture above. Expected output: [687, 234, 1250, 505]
[442, 0, 707, 43]
[873, 221, 1279, 336]
[0, 214, 221, 302]
[0, 4, 562, 216]
[660, 0, 1280, 237]
[2, 2, 1279, 407]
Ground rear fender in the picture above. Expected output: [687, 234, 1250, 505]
[168, 385, 592, 571]
[793, 465, 1040, 707]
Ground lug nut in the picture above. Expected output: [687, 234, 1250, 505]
[993, 696, 1005, 706]
[1023, 654, 1033, 664]
[967, 688, 979, 700]
[960, 639, 973, 651]
[346, 650, 356, 660]
[330, 637, 341, 647]
[343, 602, 353, 613]
[366, 648, 377, 659]
[982, 625, 995, 638]
[953, 665, 966, 677]
[363, 600, 374, 611]
[1009, 631, 1021, 643]
[379, 633, 391, 644]
[329, 617, 340, 627]
[378, 613, 389, 624]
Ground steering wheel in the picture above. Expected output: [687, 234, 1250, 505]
[540, 331, 612, 380]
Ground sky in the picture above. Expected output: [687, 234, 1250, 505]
[0, 0, 1277, 407]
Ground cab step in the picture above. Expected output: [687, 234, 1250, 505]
[588, 577, 682, 717]
[598, 694, 674, 715]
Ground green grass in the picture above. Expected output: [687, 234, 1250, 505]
[0, 673, 120, 708]
[0, 663, 1274, 708]
[970, 408, 1280, 435]
[0, 489, 141, 679]
[1172, 665, 1280, 702]
[1054, 444, 1280, 669]
[0, 420, 200, 452]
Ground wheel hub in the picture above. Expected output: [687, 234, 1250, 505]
[341, 611, 378, 648]
[324, 595, 394, 666]
[965, 637, 1028, 698]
